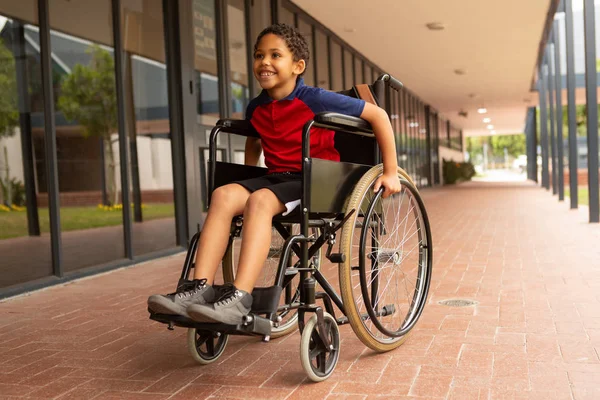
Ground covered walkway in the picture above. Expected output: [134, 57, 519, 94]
[0, 181, 599, 399]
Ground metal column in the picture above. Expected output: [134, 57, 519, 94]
[554, 19, 564, 201]
[163, 0, 191, 243]
[38, 0, 63, 276]
[12, 21, 40, 236]
[525, 107, 538, 182]
[565, 0, 578, 209]
[539, 63, 550, 190]
[547, 45, 557, 194]
[583, 0, 599, 222]
[111, 0, 133, 258]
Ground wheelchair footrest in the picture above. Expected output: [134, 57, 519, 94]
[149, 311, 272, 336]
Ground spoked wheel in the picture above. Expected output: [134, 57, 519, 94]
[187, 328, 229, 365]
[300, 312, 340, 382]
[339, 165, 433, 352]
[222, 223, 321, 338]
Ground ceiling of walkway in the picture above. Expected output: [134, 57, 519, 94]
[292, 0, 554, 137]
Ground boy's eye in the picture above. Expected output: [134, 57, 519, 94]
[272, 53, 280, 58]
[254, 53, 263, 59]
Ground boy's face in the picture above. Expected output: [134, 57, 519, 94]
[253, 33, 305, 96]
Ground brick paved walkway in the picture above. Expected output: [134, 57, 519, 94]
[1, 181, 599, 399]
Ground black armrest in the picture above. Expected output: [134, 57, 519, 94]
[313, 112, 374, 137]
[215, 119, 260, 138]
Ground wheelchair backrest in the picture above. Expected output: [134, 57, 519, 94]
[333, 83, 381, 167]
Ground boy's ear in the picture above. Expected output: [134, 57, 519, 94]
[293, 59, 306, 76]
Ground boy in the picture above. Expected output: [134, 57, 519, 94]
[148, 23, 400, 325]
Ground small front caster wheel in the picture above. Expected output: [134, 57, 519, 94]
[299, 312, 340, 382]
[187, 328, 229, 365]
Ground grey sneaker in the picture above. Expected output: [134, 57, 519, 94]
[187, 284, 253, 325]
[148, 279, 214, 318]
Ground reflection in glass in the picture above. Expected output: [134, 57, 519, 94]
[364, 63, 372, 84]
[298, 18, 314, 86]
[121, 0, 176, 257]
[315, 29, 329, 89]
[50, 0, 127, 271]
[249, 0, 271, 96]
[194, 0, 220, 126]
[0, 5, 53, 288]
[280, 7, 295, 27]
[343, 49, 353, 88]
[354, 56, 363, 84]
[228, 0, 249, 120]
[330, 40, 342, 91]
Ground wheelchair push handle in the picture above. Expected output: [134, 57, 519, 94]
[376, 74, 403, 92]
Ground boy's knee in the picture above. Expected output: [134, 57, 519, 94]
[245, 190, 282, 214]
[211, 185, 244, 211]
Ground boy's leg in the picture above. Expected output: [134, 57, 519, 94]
[187, 189, 285, 324]
[193, 184, 251, 283]
[233, 189, 286, 292]
[147, 184, 250, 316]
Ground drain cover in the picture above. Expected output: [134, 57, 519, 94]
[438, 299, 478, 307]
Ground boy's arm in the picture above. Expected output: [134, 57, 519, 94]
[359, 102, 401, 198]
[244, 136, 262, 166]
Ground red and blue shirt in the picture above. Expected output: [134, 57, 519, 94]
[246, 78, 366, 173]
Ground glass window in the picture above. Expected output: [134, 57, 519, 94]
[364, 63, 372, 84]
[343, 49, 353, 87]
[121, 0, 176, 257]
[249, 0, 271, 96]
[297, 18, 314, 86]
[193, 0, 220, 126]
[0, 2, 52, 288]
[330, 40, 342, 91]
[354, 57, 363, 84]
[227, 0, 249, 120]
[315, 29, 329, 89]
[49, 0, 128, 271]
[279, 6, 295, 27]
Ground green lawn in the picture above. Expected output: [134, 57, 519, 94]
[0, 204, 174, 239]
[564, 187, 590, 205]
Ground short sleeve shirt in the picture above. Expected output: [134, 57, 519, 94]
[245, 78, 366, 173]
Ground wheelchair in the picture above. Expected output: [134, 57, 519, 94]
[149, 74, 433, 382]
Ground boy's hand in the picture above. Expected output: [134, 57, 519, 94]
[373, 172, 401, 199]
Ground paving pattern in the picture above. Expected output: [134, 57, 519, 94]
[1, 180, 599, 399]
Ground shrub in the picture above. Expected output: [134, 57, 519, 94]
[442, 159, 476, 184]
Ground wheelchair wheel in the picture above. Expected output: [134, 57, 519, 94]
[187, 328, 229, 365]
[300, 312, 340, 382]
[222, 224, 322, 338]
[339, 165, 432, 352]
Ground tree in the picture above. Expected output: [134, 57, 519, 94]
[0, 38, 20, 206]
[488, 134, 526, 158]
[58, 45, 119, 205]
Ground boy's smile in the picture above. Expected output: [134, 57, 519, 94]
[253, 33, 305, 100]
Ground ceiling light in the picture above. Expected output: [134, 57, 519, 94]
[491, 130, 496, 134]
[426, 22, 445, 31]
[477, 107, 487, 114]
[344, 27, 356, 33]
[487, 124, 494, 129]
[483, 117, 491, 123]
[454, 69, 466, 75]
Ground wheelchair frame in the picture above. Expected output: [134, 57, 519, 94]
[149, 74, 432, 381]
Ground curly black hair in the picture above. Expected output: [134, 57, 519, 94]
[254, 23, 310, 76]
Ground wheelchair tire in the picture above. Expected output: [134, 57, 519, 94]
[222, 224, 322, 338]
[339, 165, 433, 352]
[300, 312, 340, 382]
[187, 328, 229, 365]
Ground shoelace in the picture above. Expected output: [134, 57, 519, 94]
[171, 278, 207, 299]
[214, 283, 241, 306]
